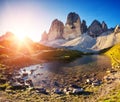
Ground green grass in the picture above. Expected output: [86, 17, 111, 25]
[105, 43, 120, 67]
[99, 85, 120, 102]
[37, 49, 83, 61]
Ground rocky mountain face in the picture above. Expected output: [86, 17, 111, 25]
[41, 12, 109, 42]
[114, 25, 120, 33]
[102, 21, 108, 32]
[40, 12, 120, 53]
[81, 20, 87, 34]
[87, 20, 108, 37]
[41, 12, 82, 41]
[47, 19, 64, 41]
[63, 12, 81, 40]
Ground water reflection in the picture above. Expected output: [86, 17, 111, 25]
[15, 55, 111, 87]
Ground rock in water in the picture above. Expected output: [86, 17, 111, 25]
[63, 12, 82, 40]
[88, 20, 103, 37]
[48, 19, 64, 41]
[81, 20, 87, 34]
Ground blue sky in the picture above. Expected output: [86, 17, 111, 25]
[0, 0, 120, 41]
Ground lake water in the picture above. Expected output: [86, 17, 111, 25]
[16, 55, 111, 88]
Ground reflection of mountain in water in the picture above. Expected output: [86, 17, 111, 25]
[16, 55, 111, 87]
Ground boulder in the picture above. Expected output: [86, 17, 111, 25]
[48, 19, 64, 41]
[72, 88, 84, 94]
[35, 88, 48, 94]
[92, 79, 101, 86]
[63, 12, 82, 40]
[10, 82, 26, 90]
[53, 88, 63, 94]
[25, 79, 33, 87]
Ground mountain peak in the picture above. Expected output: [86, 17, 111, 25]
[102, 21, 108, 32]
[81, 20, 87, 34]
[114, 25, 120, 33]
[63, 12, 81, 40]
[47, 19, 64, 41]
[66, 12, 80, 26]
[87, 19, 108, 37]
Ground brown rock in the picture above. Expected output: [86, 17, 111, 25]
[63, 12, 82, 40]
[48, 19, 64, 41]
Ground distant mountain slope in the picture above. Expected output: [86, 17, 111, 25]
[40, 39, 67, 48]
[60, 29, 120, 52]
[92, 31, 118, 50]
[61, 33, 96, 52]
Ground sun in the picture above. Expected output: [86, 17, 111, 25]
[12, 30, 27, 41]
[15, 33, 26, 41]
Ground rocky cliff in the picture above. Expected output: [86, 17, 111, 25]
[81, 20, 87, 34]
[47, 19, 64, 41]
[87, 20, 108, 37]
[63, 12, 81, 40]
[41, 12, 109, 42]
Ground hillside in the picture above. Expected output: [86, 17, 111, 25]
[105, 43, 120, 68]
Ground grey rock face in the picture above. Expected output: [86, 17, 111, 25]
[102, 21, 108, 32]
[63, 12, 81, 40]
[88, 20, 108, 37]
[48, 19, 64, 41]
[88, 20, 103, 37]
[81, 20, 87, 34]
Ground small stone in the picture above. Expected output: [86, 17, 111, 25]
[22, 73, 28, 77]
[53, 81, 59, 87]
[53, 88, 63, 94]
[65, 91, 71, 95]
[70, 84, 81, 88]
[35, 88, 48, 94]
[72, 88, 84, 94]
[92, 79, 101, 86]
[25, 79, 33, 87]
[86, 79, 92, 84]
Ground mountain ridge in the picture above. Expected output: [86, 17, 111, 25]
[40, 12, 120, 52]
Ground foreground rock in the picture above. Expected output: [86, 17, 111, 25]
[34, 88, 48, 94]
[86, 78, 102, 86]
